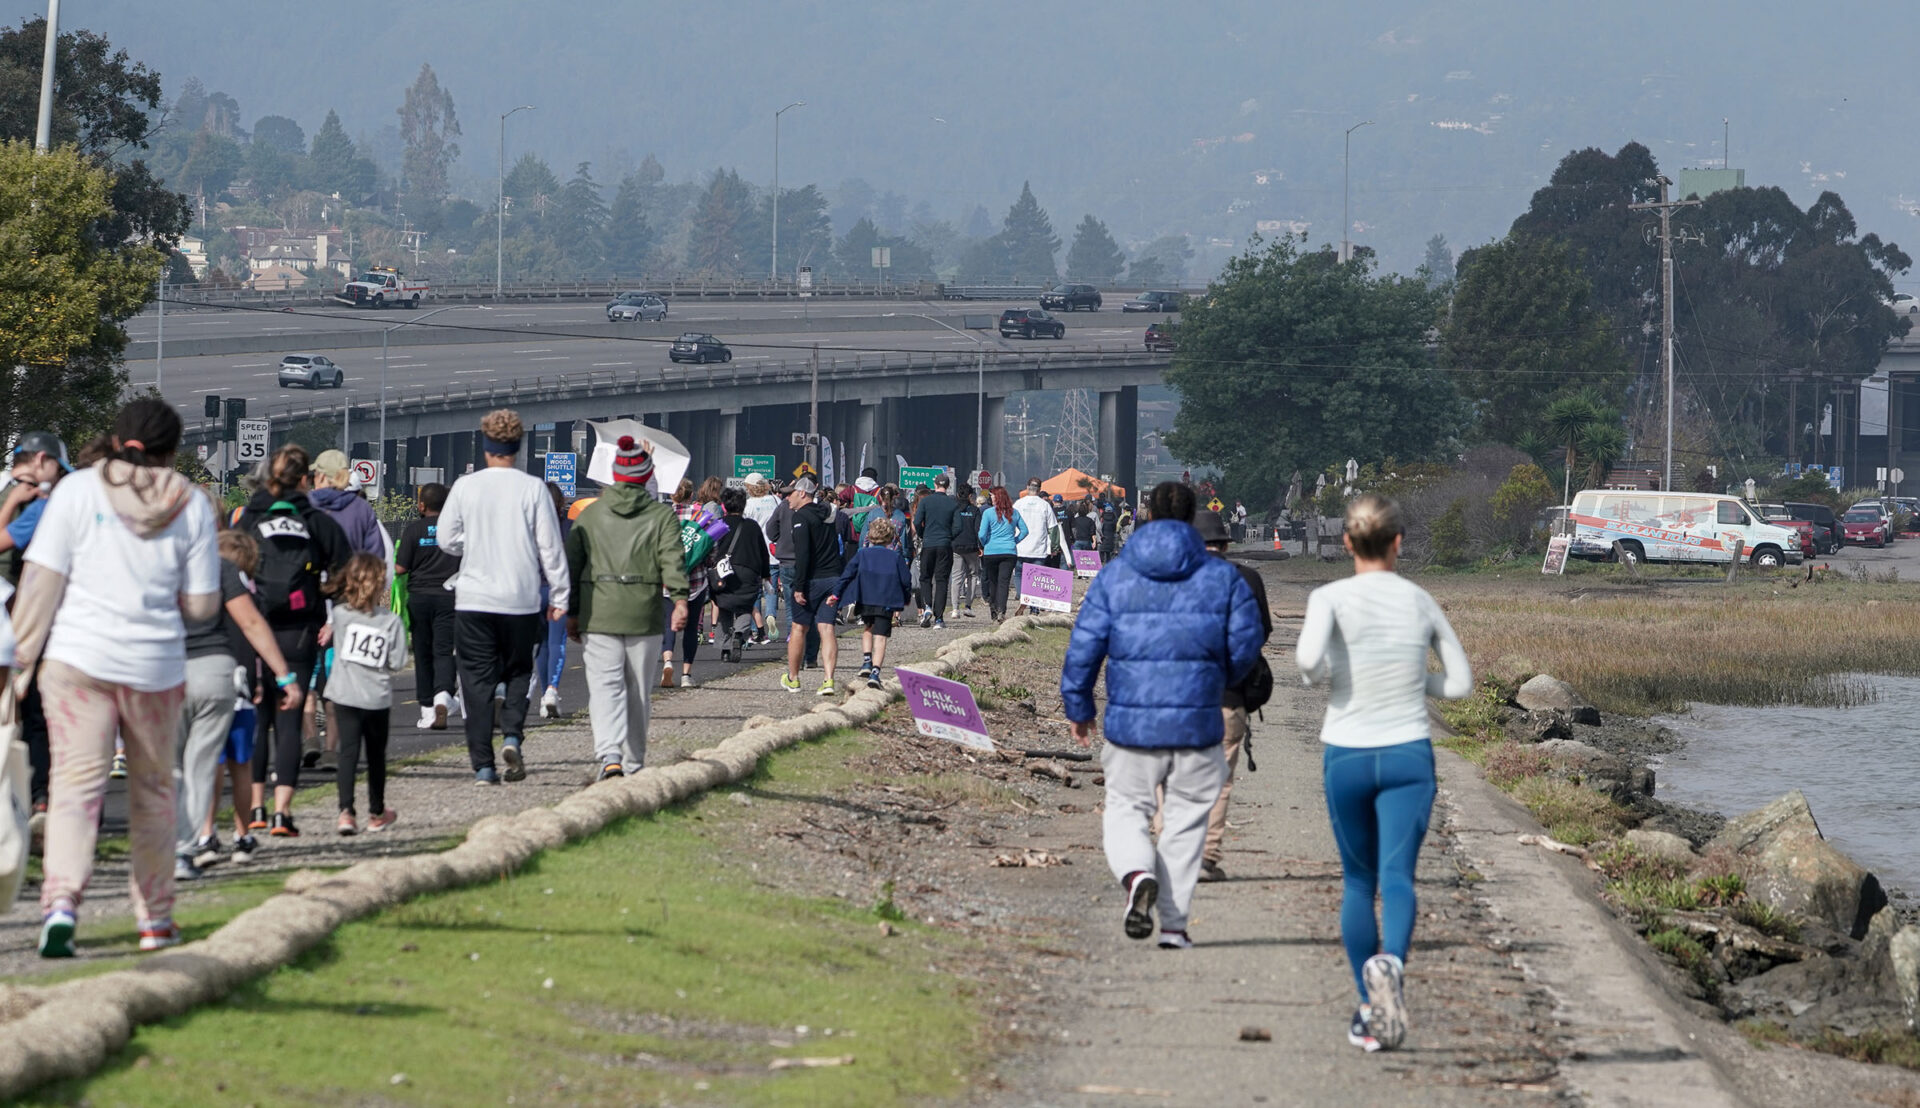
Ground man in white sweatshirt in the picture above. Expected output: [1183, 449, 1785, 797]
[437, 409, 570, 785]
[1013, 478, 1054, 566]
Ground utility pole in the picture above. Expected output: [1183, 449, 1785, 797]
[154, 277, 164, 394]
[1629, 176, 1700, 491]
[808, 344, 820, 472]
[1341, 120, 1371, 263]
[497, 105, 534, 297]
[33, 0, 58, 151]
[773, 101, 804, 283]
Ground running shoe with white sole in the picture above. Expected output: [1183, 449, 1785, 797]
[1122, 872, 1158, 940]
[174, 855, 202, 881]
[1347, 1005, 1381, 1052]
[1156, 930, 1193, 950]
[780, 674, 801, 693]
[501, 737, 526, 782]
[1362, 953, 1407, 1050]
[336, 810, 358, 836]
[231, 834, 259, 863]
[39, 907, 76, 958]
[367, 808, 399, 832]
[816, 678, 837, 697]
[540, 688, 560, 719]
[190, 834, 221, 869]
[416, 706, 437, 730]
[137, 918, 180, 952]
[432, 692, 452, 730]
[867, 675, 882, 690]
[680, 673, 695, 688]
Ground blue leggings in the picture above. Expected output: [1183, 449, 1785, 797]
[1323, 739, 1437, 1000]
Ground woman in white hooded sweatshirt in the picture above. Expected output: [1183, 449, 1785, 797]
[12, 398, 222, 957]
[1297, 493, 1471, 1053]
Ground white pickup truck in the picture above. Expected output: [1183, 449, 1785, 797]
[336, 267, 428, 309]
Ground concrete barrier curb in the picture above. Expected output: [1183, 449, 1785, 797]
[0, 613, 1074, 1098]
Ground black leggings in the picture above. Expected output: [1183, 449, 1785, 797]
[333, 703, 390, 816]
[662, 600, 703, 660]
[981, 554, 1018, 618]
[255, 624, 318, 794]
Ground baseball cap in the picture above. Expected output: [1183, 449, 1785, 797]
[791, 476, 818, 495]
[744, 472, 767, 485]
[12, 431, 72, 472]
[312, 449, 350, 477]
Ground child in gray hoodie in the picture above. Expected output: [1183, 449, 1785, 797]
[324, 553, 408, 835]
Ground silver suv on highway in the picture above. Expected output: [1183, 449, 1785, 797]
[278, 354, 343, 389]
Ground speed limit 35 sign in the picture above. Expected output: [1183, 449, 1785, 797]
[235, 420, 269, 465]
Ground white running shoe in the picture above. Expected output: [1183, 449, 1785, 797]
[417, 707, 437, 730]
[680, 672, 696, 688]
[540, 687, 560, 719]
[1362, 953, 1407, 1050]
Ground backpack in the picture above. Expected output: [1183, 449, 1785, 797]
[250, 500, 322, 622]
[1237, 654, 1275, 713]
[678, 518, 714, 573]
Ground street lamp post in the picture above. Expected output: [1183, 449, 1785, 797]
[910, 313, 1003, 477]
[497, 105, 534, 297]
[381, 305, 488, 478]
[1342, 120, 1372, 263]
[772, 101, 805, 283]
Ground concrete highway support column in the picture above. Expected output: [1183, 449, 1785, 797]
[1098, 386, 1139, 500]
[856, 401, 879, 480]
[717, 409, 739, 479]
[982, 395, 1006, 481]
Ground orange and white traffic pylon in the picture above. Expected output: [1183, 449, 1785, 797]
[1273, 530, 1283, 551]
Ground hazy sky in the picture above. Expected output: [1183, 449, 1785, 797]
[16, 0, 1919, 283]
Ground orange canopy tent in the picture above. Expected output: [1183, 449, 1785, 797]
[1039, 468, 1125, 502]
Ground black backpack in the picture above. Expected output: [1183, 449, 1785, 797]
[1238, 654, 1274, 713]
[250, 500, 323, 622]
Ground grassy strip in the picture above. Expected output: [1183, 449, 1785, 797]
[20, 728, 990, 1107]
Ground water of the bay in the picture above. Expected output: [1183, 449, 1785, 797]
[1654, 674, 1920, 898]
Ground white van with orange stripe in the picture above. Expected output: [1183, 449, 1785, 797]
[1569, 489, 1802, 567]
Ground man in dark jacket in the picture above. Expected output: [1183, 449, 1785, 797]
[783, 478, 846, 696]
[911, 473, 959, 630]
[1192, 509, 1273, 882]
[1061, 482, 1263, 948]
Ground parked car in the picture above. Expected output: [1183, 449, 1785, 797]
[1884, 496, 1920, 533]
[1889, 293, 1917, 315]
[1841, 509, 1889, 547]
[1122, 290, 1183, 313]
[1783, 502, 1842, 555]
[1850, 500, 1901, 538]
[607, 291, 668, 322]
[277, 354, 343, 389]
[1144, 321, 1178, 352]
[1569, 489, 1801, 567]
[1755, 505, 1818, 559]
[1039, 284, 1102, 312]
[668, 333, 732, 363]
[998, 308, 1065, 339]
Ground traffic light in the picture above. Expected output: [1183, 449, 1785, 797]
[204, 395, 221, 418]
[223, 397, 246, 439]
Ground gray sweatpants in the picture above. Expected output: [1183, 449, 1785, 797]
[1100, 742, 1226, 933]
[175, 653, 236, 853]
[950, 551, 982, 612]
[583, 632, 664, 771]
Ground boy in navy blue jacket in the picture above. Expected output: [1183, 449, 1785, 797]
[828, 516, 914, 689]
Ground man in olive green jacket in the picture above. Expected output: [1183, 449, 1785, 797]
[565, 438, 689, 779]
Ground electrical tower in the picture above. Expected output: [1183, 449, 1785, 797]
[1051, 389, 1099, 474]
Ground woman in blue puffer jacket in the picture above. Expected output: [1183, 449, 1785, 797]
[1060, 481, 1263, 949]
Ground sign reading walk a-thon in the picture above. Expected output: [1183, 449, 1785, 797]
[1072, 549, 1103, 578]
[896, 668, 994, 752]
[1018, 563, 1074, 613]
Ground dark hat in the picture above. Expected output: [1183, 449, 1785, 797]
[1193, 509, 1232, 544]
[13, 431, 72, 472]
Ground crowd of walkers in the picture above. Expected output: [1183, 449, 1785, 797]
[1062, 481, 1469, 1054]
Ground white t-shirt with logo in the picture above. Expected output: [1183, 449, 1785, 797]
[26, 469, 220, 692]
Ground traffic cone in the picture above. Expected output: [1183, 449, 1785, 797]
[1273, 530, 1283, 551]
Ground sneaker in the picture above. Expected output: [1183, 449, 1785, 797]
[1199, 859, 1227, 883]
[301, 749, 321, 770]
[417, 707, 437, 730]
[933, 619, 946, 630]
[367, 808, 398, 832]
[336, 810, 358, 836]
[190, 834, 222, 869]
[269, 812, 300, 838]
[919, 610, 933, 629]
[540, 688, 560, 719]
[1348, 1006, 1382, 1052]
[1122, 872, 1158, 940]
[680, 673, 695, 688]
[231, 834, 259, 863]
[816, 678, 837, 697]
[475, 766, 500, 786]
[1362, 953, 1407, 1050]
[867, 675, 882, 690]
[659, 665, 675, 689]
[704, 629, 715, 645]
[247, 806, 268, 831]
[857, 662, 873, 680]
[433, 692, 452, 730]
[110, 753, 128, 779]
[779, 674, 801, 693]
[38, 907, 76, 958]
[501, 737, 526, 782]
[598, 762, 626, 782]
[137, 918, 180, 952]
[1157, 930, 1194, 950]
[450, 692, 466, 721]
[175, 855, 203, 881]
[963, 607, 976, 618]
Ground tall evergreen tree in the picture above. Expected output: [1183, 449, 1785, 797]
[307, 109, 365, 197]
[687, 168, 754, 275]
[396, 63, 460, 203]
[501, 152, 559, 229]
[604, 172, 656, 277]
[1064, 214, 1125, 281]
[252, 114, 305, 154]
[1000, 181, 1060, 280]
[1421, 234, 1454, 288]
[553, 161, 608, 269]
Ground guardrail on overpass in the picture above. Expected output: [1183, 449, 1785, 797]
[185, 346, 1173, 444]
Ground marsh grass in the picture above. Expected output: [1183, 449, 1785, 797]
[1429, 579, 1920, 714]
[1509, 776, 1627, 845]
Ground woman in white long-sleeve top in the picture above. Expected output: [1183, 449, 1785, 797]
[1296, 493, 1472, 1054]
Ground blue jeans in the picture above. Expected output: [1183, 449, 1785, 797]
[1322, 739, 1437, 1001]
[534, 589, 567, 696]
[763, 563, 787, 624]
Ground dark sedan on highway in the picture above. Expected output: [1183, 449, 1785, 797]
[998, 308, 1065, 339]
[1122, 290, 1183, 313]
[1039, 284, 1102, 312]
[669, 333, 732, 363]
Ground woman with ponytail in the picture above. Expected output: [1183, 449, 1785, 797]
[9, 398, 221, 956]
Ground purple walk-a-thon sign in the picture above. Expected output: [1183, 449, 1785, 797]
[1018, 562, 1074, 612]
[1072, 549, 1103, 578]
[895, 668, 994, 751]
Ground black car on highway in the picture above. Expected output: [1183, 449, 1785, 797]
[1040, 284, 1102, 312]
[999, 308, 1065, 339]
[669, 333, 732, 363]
[1122, 290, 1183, 313]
